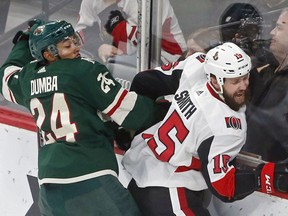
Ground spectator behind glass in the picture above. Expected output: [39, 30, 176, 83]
[250, 0, 288, 40]
[127, 27, 220, 110]
[219, 2, 277, 69]
[243, 8, 288, 162]
[177, 27, 220, 61]
[76, 0, 187, 64]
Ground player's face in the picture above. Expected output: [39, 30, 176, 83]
[57, 34, 82, 59]
[222, 73, 249, 111]
[270, 11, 288, 64]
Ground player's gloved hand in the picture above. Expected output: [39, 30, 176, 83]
[155, 95, 174, 120]
[256, 162, 288, 194]
[114, 127, 133, 151]
[155, 95, 174, 112]
[13, 18, 46, 44]
[104, 10, 125, 34]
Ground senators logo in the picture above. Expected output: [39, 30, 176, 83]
[225, 116, 242, 129]
[213, 51, 219, 60]
[161, 61, 179, 71]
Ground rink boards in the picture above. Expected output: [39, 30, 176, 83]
[0, 105, 288, 216]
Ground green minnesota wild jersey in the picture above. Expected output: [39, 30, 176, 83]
[0, 40, 160, 184]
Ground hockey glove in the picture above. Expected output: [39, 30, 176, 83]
[256, 162, 288, 194]
[13, 19, 46, 44]
[114, 127, 133, 151]
[104, 10, 125, 34]
[155, 95, 173, 112]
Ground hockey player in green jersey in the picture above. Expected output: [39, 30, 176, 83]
[0, 19, 162, 215]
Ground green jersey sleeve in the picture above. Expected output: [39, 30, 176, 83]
[71, 58, 162, 130]
[0, 40, 34, 105]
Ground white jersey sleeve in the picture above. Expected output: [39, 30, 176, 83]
[122, 55, 247, 199]
[75, 0, 102, 31]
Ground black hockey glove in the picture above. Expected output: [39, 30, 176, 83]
[114, 127, 133, 151]
[104, 10, 125, 34]
[155, 95, 174, 113]
[12, 19, 46, 44]
[256, 162, 288, 194]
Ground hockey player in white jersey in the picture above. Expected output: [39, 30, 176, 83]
[122, 42, 288, 215]
[76, 0, 186, 64]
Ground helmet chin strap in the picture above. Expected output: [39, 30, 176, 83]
[208, 81, 225, 101]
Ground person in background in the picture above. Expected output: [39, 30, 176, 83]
[124, 27, 220, 110]
[264, 0, 287, 8]
[0, 19, 163, 215]
[251, 0, 288, 39]
[76, 0, 186, 64]
[177, 27, 220, 61]
[243, 7, 288, 162]
[122, 42, 288, 215]
[128, 3, 264, 106]
[219, 2, 277, 69]
[219, 3, 263, 43]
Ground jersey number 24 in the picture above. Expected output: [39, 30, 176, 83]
[30, 93, 78, 145]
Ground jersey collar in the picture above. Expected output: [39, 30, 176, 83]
[206, 82, 225, 103]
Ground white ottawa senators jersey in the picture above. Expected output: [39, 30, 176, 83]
[122, 53, 247, 196]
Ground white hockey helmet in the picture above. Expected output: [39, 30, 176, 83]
[204, 42, 251, 93]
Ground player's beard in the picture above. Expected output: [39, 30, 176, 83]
[223, 89, 248, 111]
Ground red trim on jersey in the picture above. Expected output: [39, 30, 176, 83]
[8, 90, 16, 103]
[175, 157, 201, 172]
[177, 188, 195, 216]
[5, 69, 19, 103]
[161, 17, 183, 55]
[211, 167, 236, 200]
[107, 89, 128, 116]
[206, 83, 224, 102]
[161, 61, 180, 71]
[4, 70, 17, 82]
[128, 26, 136, 41]
[0, 106, 37, 132]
